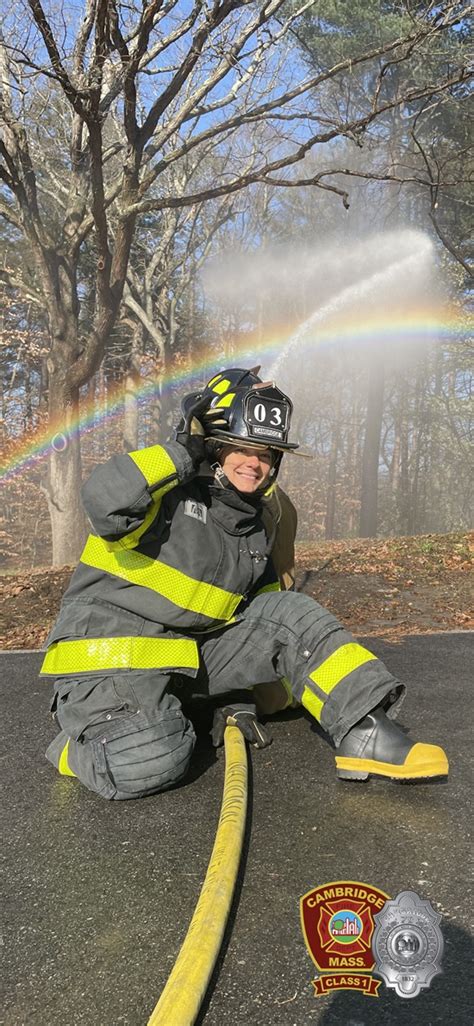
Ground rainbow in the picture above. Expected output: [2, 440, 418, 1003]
[1, 306, 470, 482]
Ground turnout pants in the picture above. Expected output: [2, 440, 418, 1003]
[46, 593, 404, 800]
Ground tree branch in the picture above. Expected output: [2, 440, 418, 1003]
[140, 3, 471, 191]
[411, 107, 473, 277]
[128, 66, 472, 217]
[27, 0, 88, 116]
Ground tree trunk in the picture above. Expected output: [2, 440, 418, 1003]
[123, 367, 140, 452]
[359, 358, 385, 538]
[123, 325, 142, 451]
[46, 386, 86, 565]
[391, 418, 401, 496]
[325, 385, 342, 539]
[345, 386, 361, 536]
[396, 392, 410, 536]
[25, 369, 33, 428]
[159, 304, 177, 442]
[426, 347, 443, 531]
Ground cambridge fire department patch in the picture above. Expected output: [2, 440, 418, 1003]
[300, 881, 444, 998]
[300, 880, 390, 996]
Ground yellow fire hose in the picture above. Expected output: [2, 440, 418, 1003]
[147, 724, 248, 1026]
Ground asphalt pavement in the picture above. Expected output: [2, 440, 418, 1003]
[1, 633, 473, 1026]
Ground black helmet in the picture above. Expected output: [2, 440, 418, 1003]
[178, 367, 263, 427]
[177, 368, 301, 480]
[205, 367, 263, 395]
[204, 380, 299, 453]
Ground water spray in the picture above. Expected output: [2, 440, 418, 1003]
[270, 231, 434, 377]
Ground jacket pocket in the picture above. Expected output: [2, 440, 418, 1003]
[45, 603, 92, 646]
[52, 675, 130, 741]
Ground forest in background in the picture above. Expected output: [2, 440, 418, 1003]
[1, 0, 472, 569]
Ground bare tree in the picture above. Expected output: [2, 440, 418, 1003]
[0, 0, 470, 562]
[122, 183, 235, 443]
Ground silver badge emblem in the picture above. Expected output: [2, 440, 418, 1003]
[373, 890, 443, 998]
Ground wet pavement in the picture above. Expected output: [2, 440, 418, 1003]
[2, 633, 473, 1026]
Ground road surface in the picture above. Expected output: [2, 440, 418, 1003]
[2, 633, 473, 1026]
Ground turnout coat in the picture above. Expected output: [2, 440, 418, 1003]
[41, 439, 297, 687]
[41, 440, 400, 800]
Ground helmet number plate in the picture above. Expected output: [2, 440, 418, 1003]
[246, 395, 288, 441]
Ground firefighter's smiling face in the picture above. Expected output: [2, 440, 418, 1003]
[220, 444, 273, 493]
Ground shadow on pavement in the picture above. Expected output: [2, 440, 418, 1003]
[317, 919, 473, 1026]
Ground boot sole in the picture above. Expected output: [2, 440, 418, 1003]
[335, 754, 449, 782]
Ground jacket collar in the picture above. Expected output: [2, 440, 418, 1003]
[196, 478, 264, 535]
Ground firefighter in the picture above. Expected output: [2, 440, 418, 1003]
[41, 368, 449, 799]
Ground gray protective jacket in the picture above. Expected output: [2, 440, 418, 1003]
[41, 440, 287, 681]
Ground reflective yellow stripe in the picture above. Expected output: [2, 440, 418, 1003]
[80, 535, 242, 620]
[58, 740, 76, 777]
[128, 445, 177, 487]
[99, 447, 178, 550]
[309, 643, 377, 695]
[102, 481, 177, 552]
[214, 392, 235, 408]
[193, 615, 237, 634]
[255, 581, 281, 597]
[302, 685, 323, 721]
[211, 378, 231, 394]
[277, 676, 297, 710]
[110, 494, 162, 551]
[41, 636, 200, 675]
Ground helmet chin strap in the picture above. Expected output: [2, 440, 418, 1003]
[210, 460, 230, 489]
[206, 442, 229, 488]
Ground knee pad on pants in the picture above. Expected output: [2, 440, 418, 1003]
[49, 672, 197, 799]
[68, 701, 196, 800]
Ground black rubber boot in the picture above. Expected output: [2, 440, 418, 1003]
[335, 707, 449, 782]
